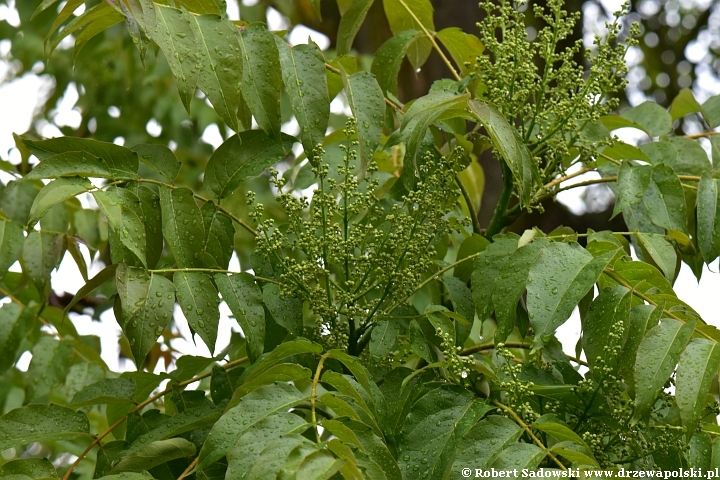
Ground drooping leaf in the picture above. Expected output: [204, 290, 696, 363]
[581, 286, 631, 379]
[0, 458, 58, 478]
[633, 318, 695, 421]
[110, 438, 196, 474]
[64, 264, 118, 316]
[665, 136, 712, 176]
[0, 219, 24, 282]
[174, 272, 220, 353]
[199, 201, 235, 269]
[471, 234, 519, 321]
[237, 23, 283, 138]
[454, 233, 490, 283]
[246, 435, 316, 480]
[669, 88, 704, 120]
[18, 136, 138, 179]
[612, 161, 651, 218]
[214, 273, 265, 361]
[116, 264, 176, 365]
[159, 185, 205, 268]
[197, 382, 306, 469]
[226, 413, 309, 480]
[697, 173, 720, 263]
[337, 0, 374, 56]
[25, 151, 112, 179]
[527, 244, 616, 349]
[703, 94, 720, 128]
[131, 143, 181, 182]
[370, 319, 401, 359]
[28, 177, 92, 226]
[0, 179, 40, 225]
[382, 0, 434, 68]
[150, 5, 199, 112]
[620, 101, 672, 137]
[93, 189, 148, 267]
[241, 338, 323, 386]
[450, 416, 522, 478]
[0, 404, 89, 450]
[296, 450, 345, 480]
[371, 30, 419, 96]
[618, 304, 662, 389]
[0, 303, 37, 375]
[187, 13, 242, 130]
[468, 99, 540, 207]
[342, 71, 385, 173]
[675, 338, 720, 431]
[263, 283, 304, 336]
[276, 40, 330, 162]
[21, 231, 63, 295]
[70, 378, 136, 408]
[125, 184, 163, 269]
[491, 443, 546, 471]
[643, 164, 688, 233]
[492, 238, 549, 343]
[323, 419, 401, 479]
[636, 233, 677, 280]
[534, 415, 591, 450]
[435, 27, 484, 76]
[204, 130, 294, 199]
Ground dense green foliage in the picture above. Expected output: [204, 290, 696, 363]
[3, 0, 720, 479]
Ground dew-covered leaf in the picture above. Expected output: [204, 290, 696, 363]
[70, 378, 136, 407]
[160, 185, 205, 268]
[0, 303, 37, 375]
[383, 0, 434, 68]
[0, 404, 89, 450]
[132, 143, 181, 182]
[110, 438, 196, 474]
[28, 177, 92, 226]
[0, 219, 24, 282]
[214, 272, 265, 361]
[342, 71, 385, 173]
[675, 338, 720, 431]
[174, 272, 220, 353]
[371, 30, 418, 96]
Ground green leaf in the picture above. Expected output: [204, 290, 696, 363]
[174, 272, 220, 353]
[93, 190, 148, 267]
[204, 130, 294, 199]
[263, 283, 304, 336]
[64, 264, 118, 316]
[697, 173, 720, 263]
[131, 143, 181, 182]
[471, 234, 519, 321]
[436, 27, 484, 76]
[644, 164, 688, 233]
[612, 161, 651, 218]
[197, 382, 306, 469]
[0, 458, 58, 478]
[666, 136, 712, 176]
[454, 234, 490, 283]
[126, 185, 163, 269]
[621, 101, 672, 137]
[0, 303, 37, 375]
[371, 30, 419, 96]
[0, 219, 24, 282]
[633, 318, 695, 421]
[200, 202, 235, 269]
[237, 23, 283, 138]
[636, 233, 677, 280]
[491, 443, 546, 471]
[550, 442, 598, 468]
[337, 0, 374, 55]
[242, 338, 322, 385]
[669, 88, 704, 120]
[73, 9, 125, 61]
[25, 151, 112, 179]
[581, 286, 631, 379]
[246, 435, 315, 480]
[29, 177, 92, 226]
[116, 265, 176, 365]
[214, 273, 265, 361]
[675, 338, 720, 431]
[150, 5, 199, 112]
[70, 378, 136, 407]
[688, 431, 713, 470]
[342, 71, 385, 173]
[297, 450, 345, 480]
[276, 40, 330, 161]
[159, 185, 205, 268]
[492, 238, 549, 343]
[382, 0, 434, 68]
[468, 99, 540, 207]
[370, 320, 400, 359]
[399, 395, 491, 480]
[326, 55, 358, 100]
[527, 244, 616, 349]
[640, 140, 677, 165]
[450, 416, 522, 478]
[110, 438, 196, 474]
[533, 415, 591, 450]
[327, 350, 384, 417]
[187, 14, 242, 130]
[17, 136, 138, 179]
[0, 404, 89, 450]
[25, 336, 74, 401]
[95, 473, 154, 480]
[618, 304, 662, 389]
[21, 231, 63, 295]
[323, 419, 400, 479]
[702, 94, 720, 128]
[226, 413, 309, 480]
[0, 180, 40, 225]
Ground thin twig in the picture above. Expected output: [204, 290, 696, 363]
[311, 354, 329, 443]
[685, 130, 720, 139]
[62, 356, 250, 480]
[178, 457, 199, 480]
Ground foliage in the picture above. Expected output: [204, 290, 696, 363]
[2, 0, 720, 479]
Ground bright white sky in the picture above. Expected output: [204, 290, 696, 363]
[1, 0, 719, 372]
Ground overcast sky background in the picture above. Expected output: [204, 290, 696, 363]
[0, 0, 719, 373]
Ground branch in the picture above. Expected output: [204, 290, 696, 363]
[311, 354, 329, 443]
[492, 400, 568, 470]
[178, 457, 199, 480]
[685, 130, 720, 139]
[62, 356, 250, 480]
